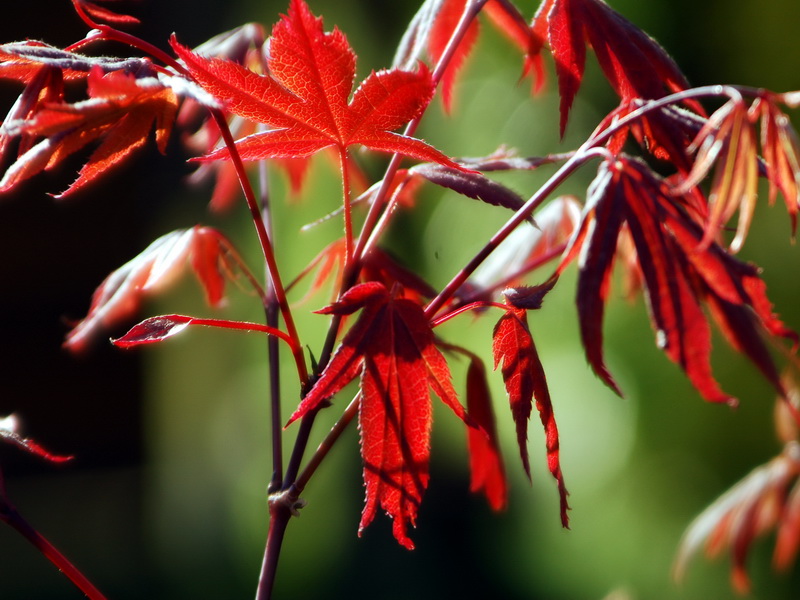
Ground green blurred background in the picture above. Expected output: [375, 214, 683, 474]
[2, 0, 800, 598]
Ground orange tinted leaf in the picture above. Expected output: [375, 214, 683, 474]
[0, 67, 179, 197]
[65, 226, 256, 352]
[674, 441, 800, 593]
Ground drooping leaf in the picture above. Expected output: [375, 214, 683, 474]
[534, 0, 697, 136]
[287, 281, 470, 549]
[560, 156, 795, 405]
[65, 226, 258, 352]
[464, 351, 508, 511]
[674, 438, 800, 594]
[0, 66, 180, 197]
[172, 0, 464, 171]
[492, 304, 569, 527]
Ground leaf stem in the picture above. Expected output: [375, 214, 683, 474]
[340, 149, 355, 268]
[294, 394, 360, 492]
[423, 146, 607, 319]
[210, 111, 309, 384]
[352, 0, 490, 267]
[0, 494, 107, 600]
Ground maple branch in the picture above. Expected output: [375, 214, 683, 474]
[67, 1, 190, 76]
[352, 0, 490, 268]
[0, 490, 107, 600]
[210, 110, 309, 384]
[256, 158, 285, 490]
[294, 394, 361, 493]
[424, 147, 610, 319]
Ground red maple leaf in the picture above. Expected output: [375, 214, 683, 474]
[533, 0, 696, 136]
[464, 351, 508, 511]
[286, 281, 471, 549]
[559, 155, 796, 405]
[65, 226, 259, 353]
[0, 66, 178, 197]
[395, 0, 543, 112]
[492, 301, 569, 527]
[171, 0, 462, 171]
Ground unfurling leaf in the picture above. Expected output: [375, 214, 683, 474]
[172, 0, 464, 171]
[287, 282, 470, 549]
[65, 226, 258, 352]
[492, 305, 569, 527]
[113, 314, 294, 349]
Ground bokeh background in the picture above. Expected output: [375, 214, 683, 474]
[2, 0, 800, 598]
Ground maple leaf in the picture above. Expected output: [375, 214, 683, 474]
[559, 156, 795, 404]
[674, 94, 800, 252]
[65, 226, 259, 352]
[171, 0, 463, 171]
[395, 0, 544, 111]
[533, 0, 696, 136]
[674, 439, 800, 593]
[287, 281, 471, 549]
[0, 66, 179, 197]
[464, 350, 507, 511]
[492, 298, 569, 527]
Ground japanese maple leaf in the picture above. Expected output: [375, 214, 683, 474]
[395, 0, 543, 112]
[0, 66, 178, 197]
[492, 299, 569, 527]
[64, 226, 256, 352]
[533, 0, 697, 136]
[464, 351, 508, 511]
[559, 156, 795, 405]
[287, 281, 471, 549]
[172, 0, 462, 171]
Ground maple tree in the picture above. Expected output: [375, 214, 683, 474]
[2, 0, 800, 597]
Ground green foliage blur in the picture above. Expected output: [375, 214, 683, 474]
[2, 1, 800, 599]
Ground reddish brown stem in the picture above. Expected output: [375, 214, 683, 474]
[0, 503, 106, 600]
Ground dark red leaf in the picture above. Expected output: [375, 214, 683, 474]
[538, 0, 697, 136]
[465, 354, 507, 511]
[492, 306, 569, 527]
[560, 156, 795, 405]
